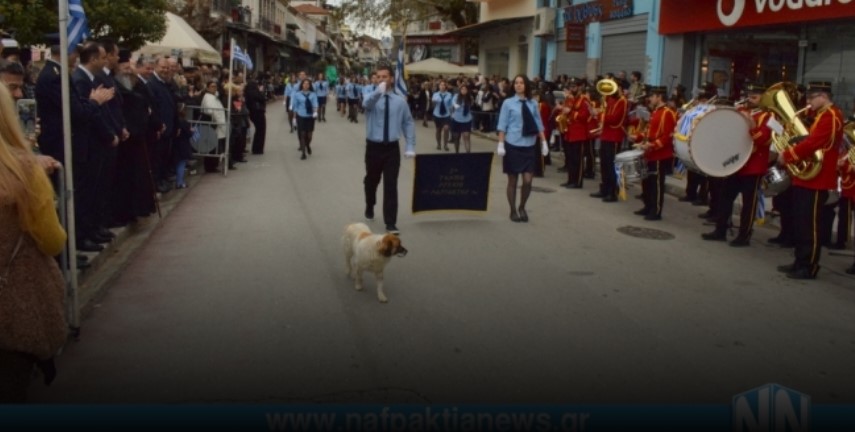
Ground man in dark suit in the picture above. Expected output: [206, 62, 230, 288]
[244, 75, 267, 155]
[37, 42, 114, 257]
[71, 41, 120, 250]
[95, 39, 130, 229]
[147, 56, 177, 192]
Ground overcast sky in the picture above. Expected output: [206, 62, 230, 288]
[323, 0, 390, 38]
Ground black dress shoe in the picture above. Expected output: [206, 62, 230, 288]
[729, 236, 751, 247]
[701, 231, 726, 241]
[567, 184, 582, 189]
[96, 228, 115, 238]
[644, 214, 662, 221]
[602, 196, 618, 203]
[777, 264, 796, 273]
[827, 242, 847, 250]
[91, 232, 113, 244]
[634, 208, 649, 215]
[786, 268, 817, 280]
[560, 182, 574, 188]
[557, 167, 567, 173]
[698, 212, 712, 219]
[584, 174, 596, 179]
[691, 200, 708, 206]
[78, 239, 104, 252]
[510, 210, 521, 222]
[845, 265, 855, 275]
[590, 192, 605, 198]
[365, 206, 374, 221]
[518, 208, 529, 222]
[767, 236, 784, 244]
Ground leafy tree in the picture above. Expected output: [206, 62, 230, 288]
[167, 0, 226, 44]
[336, 0, 478, 36]
[0, 0, 167, 50]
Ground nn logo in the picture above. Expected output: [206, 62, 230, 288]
[732, 383, 810, 432]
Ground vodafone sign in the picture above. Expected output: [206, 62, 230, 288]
[660, 0, 855, 34]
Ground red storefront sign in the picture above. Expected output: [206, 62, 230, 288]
[660, 0, 855, 34]
[566, 24, 586, 52]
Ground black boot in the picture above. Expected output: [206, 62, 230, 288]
[701, 230, 726, 241]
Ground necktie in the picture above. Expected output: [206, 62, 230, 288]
[463, 102, 470, 117]
[304, 93, 313, 115]
[383, 95, 389, 142]
[439, 94, 447, 116]
[520, 99, 538, 137]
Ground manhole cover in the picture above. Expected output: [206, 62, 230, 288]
[617, 225, 675, 240]
[531, 186, 556, 193]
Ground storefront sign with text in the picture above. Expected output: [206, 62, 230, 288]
[565, 24, 586, 52]
[660, 0, 855, 34]
[563, 0, 634, 25]
[406, 36, 460, 45]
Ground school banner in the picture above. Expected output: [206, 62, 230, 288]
[412, 153, 494, 214]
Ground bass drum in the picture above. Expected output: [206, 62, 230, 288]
[673, 104, 753, 177]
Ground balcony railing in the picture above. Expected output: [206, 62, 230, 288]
[213, 0, 231, 15]
[257, 16, 274, 33]
[231, 6, 252, 26]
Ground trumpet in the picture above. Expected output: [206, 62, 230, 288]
[844, 120, 855, 165]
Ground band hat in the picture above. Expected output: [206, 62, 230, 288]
[649, 85, 667, 95]
[568, 77, 581, 86]
[745, 83, 766, 94]
[807, 81, 832, 94]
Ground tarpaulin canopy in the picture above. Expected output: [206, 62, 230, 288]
[405, 57, 477, 76]
[138, 12, 222, 65]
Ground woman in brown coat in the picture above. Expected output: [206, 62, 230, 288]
[0, 82, 68, 402]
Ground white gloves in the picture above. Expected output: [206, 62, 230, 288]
[377, 81, 387, 94]
[497, 141, 506, 156]
[453, 103, 461, 110]
[404, 151, 416, 159]
[312, 112, 318, 119]
[292, 118, 297, 128]
[541, 140, 549, 156]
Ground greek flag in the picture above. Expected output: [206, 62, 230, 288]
[395, 40, 407, 96]
[672, 159, 687, 180]
[68, 0, 90, 54]
[233, 43, 254, 70]
[755, 188, 766, 225]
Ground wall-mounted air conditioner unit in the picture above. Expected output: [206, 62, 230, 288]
[533, 7, 556, 37]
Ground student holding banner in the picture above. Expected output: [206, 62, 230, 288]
[496, 75, 548, 223]
[362, 65, 416, 235]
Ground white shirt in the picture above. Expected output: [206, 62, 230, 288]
[77, 64, 95, 82]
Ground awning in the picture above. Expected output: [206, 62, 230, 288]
[138, 12, 222, 65]
[444, 16, 532, 37]
[278, 48, 290, 58]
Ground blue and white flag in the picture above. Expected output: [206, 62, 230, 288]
[755, 187, 766, 225]
[233, 43, 254, 70]
[673, 159, 687, 180]
[395, 40, 407, 96]
[68, 0, 90, 54]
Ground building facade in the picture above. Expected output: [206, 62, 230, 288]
[660, 0, 855, 114]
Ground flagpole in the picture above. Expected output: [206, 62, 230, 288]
[58, 0, 81, 332]
[225, 38, 235, 176]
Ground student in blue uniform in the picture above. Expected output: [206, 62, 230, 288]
[496, 74, 548, 223]
[313, 72, 329, 122]
[431, 79, 453, 151]
[291, 79, 319, 160]
[335, 77, 347, 117]
[450, 84, 474, 153]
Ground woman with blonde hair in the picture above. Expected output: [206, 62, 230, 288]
[0, 83, 68, 401]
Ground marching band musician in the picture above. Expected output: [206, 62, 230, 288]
[584, 80, 598, 179]
[776, 81, 843, 280]
[631, 86, 676, 220]
[682, 83, 716, 208]
[702, 83, 772, 246]
[560, 77, 592, 189]
[839, 146, 855, 274]
[590, 81, 629, 203]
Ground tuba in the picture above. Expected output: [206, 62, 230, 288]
[590, 78, 619, 135]
[759, 82, 822, 181]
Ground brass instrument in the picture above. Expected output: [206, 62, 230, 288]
[590, 78, 619, 135]
[680, 95, 718, 113]
[556, 111, 569, 134]
[759, 82, 821, 180]
[844, 120, 855, 165]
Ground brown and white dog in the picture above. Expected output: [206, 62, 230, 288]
[342, 223, 408, 303]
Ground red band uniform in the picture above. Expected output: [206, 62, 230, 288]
[778, 81, 843, 279]
[592, 92, 628, 202]
[562, 78, 592, 188]
[631, 86, 675, 220]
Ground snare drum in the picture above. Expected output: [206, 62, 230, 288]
[673, 104, 753, 177]
[615, 149, 647, 181]
[763, 166, 791, 196]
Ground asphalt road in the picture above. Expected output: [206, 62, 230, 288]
[31, 101, 855, 405]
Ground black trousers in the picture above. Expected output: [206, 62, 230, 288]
[364, 141, 401, 226]
[599, 140, 620, 197]
[348, 99, 359, 122]
[708, 176, 724, 216]
[686, 170, 708, 201]
[773, 187, 795, 242]
[97, 145, 118, 227]
[564, 140, 585, 186]
[837, 198, 853, 245]
[791, 186, 828, 275]
[250, 110, 267, 154]
[72, 158, 96, 241]
[715, 175, 762, 235]
[643, 159, 672, 217]
[583, 140, 596, 177]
